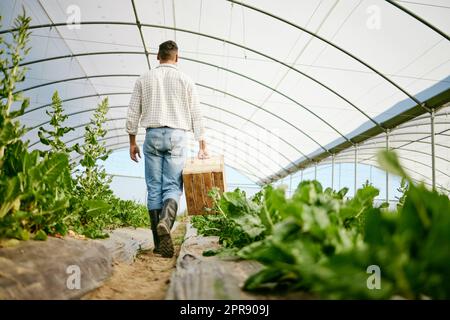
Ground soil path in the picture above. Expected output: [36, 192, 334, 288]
[83, 222, 186, 300]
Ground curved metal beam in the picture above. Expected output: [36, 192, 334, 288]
[228, 0, 424, 108]
[336, 145, 450, 164]
[99, 133, 275, 178]
[130, 0, 151, 70]
[377, 121, 450, 132]
[31, 109, 295, 170]
[1, 21, 383, 129]
[71, 139, 262, 183]
[355, 128, 450, 147]
[23, 91, 131, 115]
[198, 83, 327, 155]
[61, 129, 284, 177]
[412, 111, 449, 122]
[334, 127, 450, 168]
[320, 156, 445, 192]
[20, 74, 314, 159]
[80, 144, 261, 184]
[18, 50, 351, 144]
[17, 74, 137, 93]
[385, 0, 450, 41]
[27, 102, 299, 168]
[30, 103, 292, 177]
[203, 116, 295, 167]
[32, 122, 286, 179]
[64, 125, 287, 172]
[331, 152, 450, 180]
[334, 148, 450, 179]
[348, 139, 450, 150]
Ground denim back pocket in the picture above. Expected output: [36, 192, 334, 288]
[144, 129, 164, 155]
[169, 130, 186, 158]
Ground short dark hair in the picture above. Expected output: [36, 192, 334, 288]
[158, 40, 178, 61]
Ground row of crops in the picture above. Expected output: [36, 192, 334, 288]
[0, 14, 149, 244]
[192, 151, 450, 299]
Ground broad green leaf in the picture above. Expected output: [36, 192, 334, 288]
[377, 150, 411, 181]
[33, 230, 47, 241]
[42, 153, 69, 184]
[85, 199, 111, 216]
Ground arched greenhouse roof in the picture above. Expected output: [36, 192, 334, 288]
[1, 0, 449, 190]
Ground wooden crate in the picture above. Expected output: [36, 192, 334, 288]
[182, 155, 226, 215]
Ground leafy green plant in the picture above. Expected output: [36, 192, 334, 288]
[239, 180, 376, 295]
[0, 149, 73, 240]
[76, 97, 112, 198]
[395, 178, 409, 209]
[38, 91, 80, 157]
[0, 12, 30, 170]
[0, 12, 149, 242]
[194, 152, 450, 299]
[0, 13, 74, 241]
[66, 98, 113, 238]
[192, 188, 265, 252]
[67, 97, 150, 238]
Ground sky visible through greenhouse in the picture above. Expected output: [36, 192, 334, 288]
[102, 150, 402, 210]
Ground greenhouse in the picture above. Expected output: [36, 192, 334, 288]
[0, 0, 449, 304]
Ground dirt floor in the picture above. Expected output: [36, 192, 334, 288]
[83, 222, 186, 300]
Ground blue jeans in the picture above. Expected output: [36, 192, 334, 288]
[143, 127, 187, 210]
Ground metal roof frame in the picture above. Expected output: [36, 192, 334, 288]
[18, 50, 352, 144]
[27, 100, 300, 168]
[330, 151, 450, 180]
[1, 20, 384, 129]
[1, 4, 447, 186]
[130, 0, 151, 70]
[28, 100, 296, 169]
[228, 0, 425, 109]
[385, 0, 449, 41]
[55, 127, 286, 177]
[319, 156, 444, 192]
[61, 125, 289, 175]
[263, 88, 450, 184]
[91, 133, 270, 179]
[71, 140, 261, 183]
[19, 74, 315, 159]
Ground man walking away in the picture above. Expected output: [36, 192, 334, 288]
[126, 40, 208, 258]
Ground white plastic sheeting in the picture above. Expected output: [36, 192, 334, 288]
[1, 0, 449, 190]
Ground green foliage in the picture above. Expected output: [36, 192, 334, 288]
[67, 196, 149, 239]
[38, 91, 80, 157]
[0, 12, 149, 242]
[77, 97, 112, 199]
[69, 97, 114, 238]
[192, 188, 266, 250]
[0, 13, 73, 240]
[0, 148, 73, 240]
[194, 152, 450, 299]
[0, 12, 30, 168]
[67, 97, 149, 238]
[396, 178, 409, 210]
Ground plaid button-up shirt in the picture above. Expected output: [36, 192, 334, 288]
[126, 64, 205, 140]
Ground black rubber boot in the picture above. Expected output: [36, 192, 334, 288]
[149, 209, 161, 254]
[157, 198, 178, 258]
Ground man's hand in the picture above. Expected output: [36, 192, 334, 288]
[130, 144, 141, 162]
[129, 134, 141, 162]
[198, 140, 209, 159]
